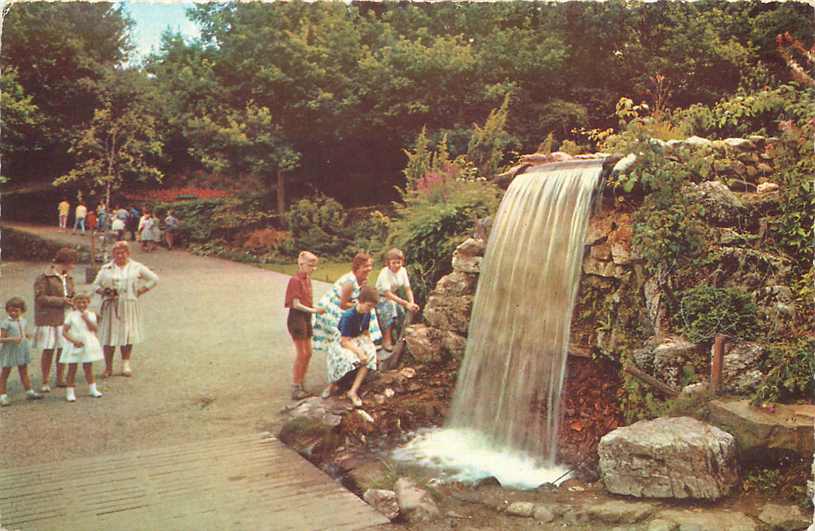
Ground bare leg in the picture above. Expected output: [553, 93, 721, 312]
[292, 339, 312, 386]
[347, 367, 368, 405]
[103, 346, 114, 378]
[41, 349, 54, 389]
[382, 326, 394, 350]
[55, 349, 66, 386]
[18, 365, 33, 391]
[83, 363, 95, 385]
[66, 363, 79, 387]
[0, 367, 11, 395]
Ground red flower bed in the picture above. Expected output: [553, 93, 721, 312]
[123, 187, 231, 202]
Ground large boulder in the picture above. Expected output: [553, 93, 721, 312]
[423, 294, 473, 335]
[692, 181, 746, 226]
[403, 324, 443, 363]
[598, 416, 739, 500]
[434, 270, 478, 297]
[757, 503, 811, 530]
[394, 477, 440, 523]
[651, 337, 699, 388]
[363, 489, 400, 520]
[278, 397, 351, 459]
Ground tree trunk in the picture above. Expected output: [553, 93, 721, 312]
[276, 168, 286, 219]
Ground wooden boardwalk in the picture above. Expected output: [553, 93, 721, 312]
[0, 432, 390, 531]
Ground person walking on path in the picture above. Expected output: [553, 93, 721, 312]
[60, 292, 104, 402]
[163, 211, 179, 250]
[126, 206, 140, 241]
[72, 201, 87, 234]
[0, 297, 43, 406]
[97, 204, 108, 232]
[312, 252, 383, 360]
[323, 286, 379, 407]
[92, 241, 159, 378]
[33, 248, 77, 392]
[58, 199, 70, 231]
[285, 251, 325, 400]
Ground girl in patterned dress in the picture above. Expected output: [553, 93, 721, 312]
[312, 252, 382, 366]
[0, 297, 43, 406]
[60, 292, 104, 402]
[324, 287, 380, 407]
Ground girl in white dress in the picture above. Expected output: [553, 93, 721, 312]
[61, 293, 104, 402]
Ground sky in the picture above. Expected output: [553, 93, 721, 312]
[122, 2, 201, 61]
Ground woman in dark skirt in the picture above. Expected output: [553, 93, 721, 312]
[285, 251, 325, 400]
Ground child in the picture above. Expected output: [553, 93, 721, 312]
[0, 297, 43, 406]
[285, 251, 325, 400]
[163, 211, 179, 250]
[60, 292, 104, 402]
[375, 248, 420, 353]
[323, 286, 379, 407]
[111, 216, 125, 241]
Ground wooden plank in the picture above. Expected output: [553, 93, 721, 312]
[0, 432, 389, 531]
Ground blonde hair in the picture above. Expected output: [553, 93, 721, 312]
[384, 248, 405, 263]
[112, 241, 130, 253]
[297, 251, 318, 266]
[72, 291, 92, 303]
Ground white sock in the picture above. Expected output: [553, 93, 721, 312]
[0, 394, 8, 400]
[25, 389, 36, 396]
[66, 387, 76, 402]
[89, 383, 102, 397]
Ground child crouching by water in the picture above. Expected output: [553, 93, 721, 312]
[0, 297, 43, 406]
[61, 292, 104, 402]
[285, 251, 325, 400]
[323, 286, 379, 407]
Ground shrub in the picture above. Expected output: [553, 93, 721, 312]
[674, 285, 759, 343]
[752, 338, 815, 404]
[284, 193, 350, 258]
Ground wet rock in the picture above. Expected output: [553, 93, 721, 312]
[590, 241, 613, 261]
[506, 501, 535, 517]
[720, 342, 764, 394]
[394, 477, 441, 522]
[434, 271, 478, 297]
[707, 400, 814, 457]
[442, 331, 467, 358]
[758, 502, 810, 530]
[612, 153, 637, 177]
[424, 294, 473, 335]
[583, 256, 626, 278]
[346, 460, 390, 492]
[455, 238, 486, 257]
[533, 505, 556, 522]
[452, 252, 481, 274]
[363, 489, 400, 520]
[648, 519, 679, 531]
[652, 337, 699, 388]
[582, 500, 657, 524]
[757, 182, 779, 193]
[585, 213, 615, 245]
[474, 476, 501, 489]
[598, 416, 739, 500]
[403, 324, 443, 363]
[656, 509, 757, 531]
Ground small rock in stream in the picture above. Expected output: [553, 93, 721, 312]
[506, 502, 536, 517]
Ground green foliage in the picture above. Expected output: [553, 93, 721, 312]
[675, 285, 759, 343]
[284, 194, 350, 258]
[0, 69, 42, 163]
[752, 338, 815, 404]
[389, 179, 500, 305]
[466, 93, 516, 178]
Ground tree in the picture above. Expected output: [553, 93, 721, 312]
[184, 103, 300, 216]
[0, 69, 43, 170]
[53, 70, 164, 208]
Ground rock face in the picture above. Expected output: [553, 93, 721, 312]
[720, 342, 764, 393]
[692, 181, 746, 226]
[277, 397, 352, 459]
[363, 489, 400, 520]
[757, 503, 811, 530]
[598, 417, 739, 500]
[648, 337, 699, 388]
[404, 238, 483, 362]
[707, 400, 814, 457]
[394, 477, 440, 522]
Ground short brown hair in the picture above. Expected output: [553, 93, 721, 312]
[5, 297, 26, 313]
[54, 247, 78, 265]
[351, 252, 372, 273]
[358, 286, 379, 304]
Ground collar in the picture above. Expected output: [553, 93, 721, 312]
[43, 265, 69, 278]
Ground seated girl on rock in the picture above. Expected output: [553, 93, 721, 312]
[322, 286, 379, 407]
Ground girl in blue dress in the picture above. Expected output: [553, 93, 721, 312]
[0, 297, 43, 406]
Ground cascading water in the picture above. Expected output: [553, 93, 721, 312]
[393, 159, 604, 489]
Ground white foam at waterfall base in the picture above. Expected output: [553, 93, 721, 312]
[391, 427, 572, 490]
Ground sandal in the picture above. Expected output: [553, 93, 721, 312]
[320, 386, 333, 400]
[291, 385, 311, 400]
[346, 393, 363, 408]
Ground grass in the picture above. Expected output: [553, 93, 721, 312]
[260, 261, 377, 285]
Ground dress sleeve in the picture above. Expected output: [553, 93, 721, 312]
[137, 263, 159, 289]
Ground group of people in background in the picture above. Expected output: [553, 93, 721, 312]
[0, 244, 158, 406]
[285, 249, 419, 406]
[57, 199, 179, 251]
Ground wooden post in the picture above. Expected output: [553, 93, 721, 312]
[710, 334, 727, 395]
[381, 311, 414, 371]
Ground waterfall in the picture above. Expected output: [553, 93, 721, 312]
[449, 159, 603, 463]
[393, 159, 603, 488]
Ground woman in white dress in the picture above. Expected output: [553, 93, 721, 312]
[92, 241, 159, 378]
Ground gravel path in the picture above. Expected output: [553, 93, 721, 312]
[0, 224, 330, 468]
